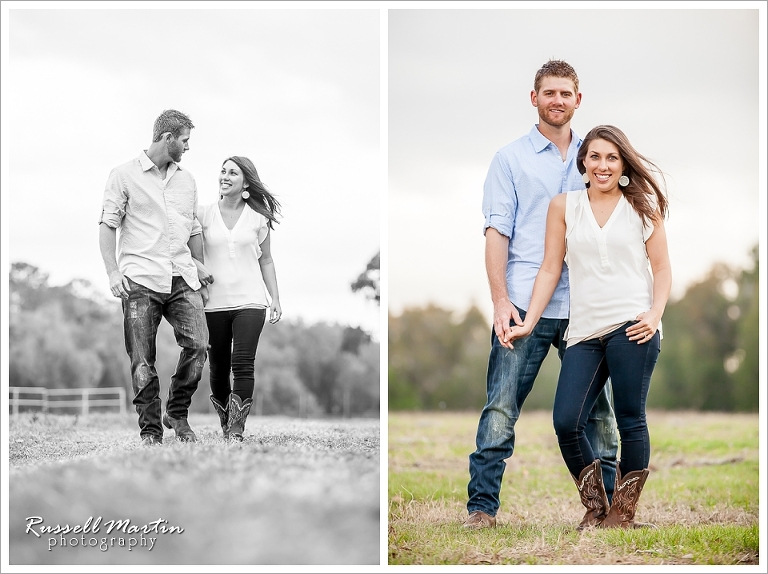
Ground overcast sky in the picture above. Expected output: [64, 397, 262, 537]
[388, 5, 765, 323]
[1, 3, 765, 340]
[2, 4, 381, 337]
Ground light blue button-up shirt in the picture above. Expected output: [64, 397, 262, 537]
[482, 124, 585, 319]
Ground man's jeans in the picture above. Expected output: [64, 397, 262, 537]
[467, 308, 618, 517]
[554, 322, 659, 479]
[122, 276, 208, 439]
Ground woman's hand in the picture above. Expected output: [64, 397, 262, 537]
[269, 300, 282, 324]
[503, 322, 533, 349]
[493, 299, 521, 349]
[199, 285, 209, 307]
[193, 259, 214, 286]
[626, 310, 661, 344]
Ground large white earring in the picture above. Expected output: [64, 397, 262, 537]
[618, 175, 630, 187]
[241, 189, 250, 200]
[582, 173, 590, 184]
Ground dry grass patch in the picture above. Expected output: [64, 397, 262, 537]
[389, 410, 759, 565]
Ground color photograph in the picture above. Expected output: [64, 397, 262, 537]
[388, 4, 764, 567]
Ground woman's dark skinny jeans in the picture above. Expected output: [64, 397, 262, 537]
[206, 308, 266, 403]
[553, 321, 660, 479]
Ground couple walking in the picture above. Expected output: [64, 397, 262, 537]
[98, 109, 282, 445]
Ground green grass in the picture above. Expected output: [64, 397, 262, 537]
[388, 410, 760, 565]
[9, 412, 380, 565]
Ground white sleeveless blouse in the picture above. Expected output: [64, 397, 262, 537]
[563, 189, 661, 347]
[197, 203, 270, 311]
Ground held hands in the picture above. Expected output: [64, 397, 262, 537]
[109, 270, 131, 299]
[494, 299, 526, 349]
[192, 259, 212, 306]
[504, 322, 534, 348]
[194, 259, 215, 286]
[626, 311, 661, 344]
[199, 285, 209, 307]
[269, 300, 282, 324]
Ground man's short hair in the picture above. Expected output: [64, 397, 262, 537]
[152, 109, 195, 142]
[533, 59, 579, 94]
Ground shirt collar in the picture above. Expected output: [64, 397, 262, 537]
[138, 150, 183, 173]
[530, 124, 582, 154]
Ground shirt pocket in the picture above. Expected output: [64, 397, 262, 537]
[164, 191, 194, 231]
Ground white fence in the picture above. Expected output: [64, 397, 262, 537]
[8, 386, 127, 416]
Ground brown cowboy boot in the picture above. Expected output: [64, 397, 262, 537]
[225, 394, 253, 442]
[210, 395, 229, 440]
[573, 459, 610, 530]
[462, 510, 496, 529]
[602, 466, 656, 529]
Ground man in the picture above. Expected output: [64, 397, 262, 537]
[99, 109, 208, 445]
[464, 60, 619, 529]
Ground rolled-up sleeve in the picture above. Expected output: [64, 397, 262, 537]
[482, 152, 516, 238]
[99, 168, 126, 228]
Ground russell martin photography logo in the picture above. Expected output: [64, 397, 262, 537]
[25, 516, 184, 552]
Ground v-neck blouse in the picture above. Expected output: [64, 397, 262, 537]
[197, 202, 270, 311]
[563, 189, 660, 347]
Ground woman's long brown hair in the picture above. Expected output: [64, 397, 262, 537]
[224, 156, 281, 229]
[577, 125, 668, 228]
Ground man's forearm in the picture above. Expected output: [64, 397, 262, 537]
[188, 233, 204, 263]
[98, 223, 120, 276]
[485, 228, 510, 305]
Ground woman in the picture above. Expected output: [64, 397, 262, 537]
[196, 156, 282, 441]
[504, 125, 671, 529]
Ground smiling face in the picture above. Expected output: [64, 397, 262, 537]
[219, 160, 248, 198]
[583, 138, 624, 191]
[166, 128, 191, 163]
[531, 76, 581, 128]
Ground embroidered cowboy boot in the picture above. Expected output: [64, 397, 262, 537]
[602, 466, 656, 529]
[573, 459, 611, 530]
[225, 394, 253, 442]
[210, 394, 229, 440]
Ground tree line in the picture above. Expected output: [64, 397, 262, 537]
[389, 245, 759, 412]
[9, 262, 379, 417]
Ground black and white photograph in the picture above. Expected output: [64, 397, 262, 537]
[2, 2, 381, 567]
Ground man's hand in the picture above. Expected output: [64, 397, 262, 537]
[503, 322, 533, 349]
[109, 270, 131, 299]
[493, 299, 522, 349]
[193, 259, 214, 286]
[199, 285, 210, 307]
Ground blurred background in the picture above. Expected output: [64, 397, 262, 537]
[3, 7, 381, 417]
[388, 7, 763, 413]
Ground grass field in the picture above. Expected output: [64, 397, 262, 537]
[9, 412, 380, 566]
[388, 410, 761, 566]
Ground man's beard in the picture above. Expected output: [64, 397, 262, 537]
[539, 106, 574, 128]
[168, 141, 183, 162]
